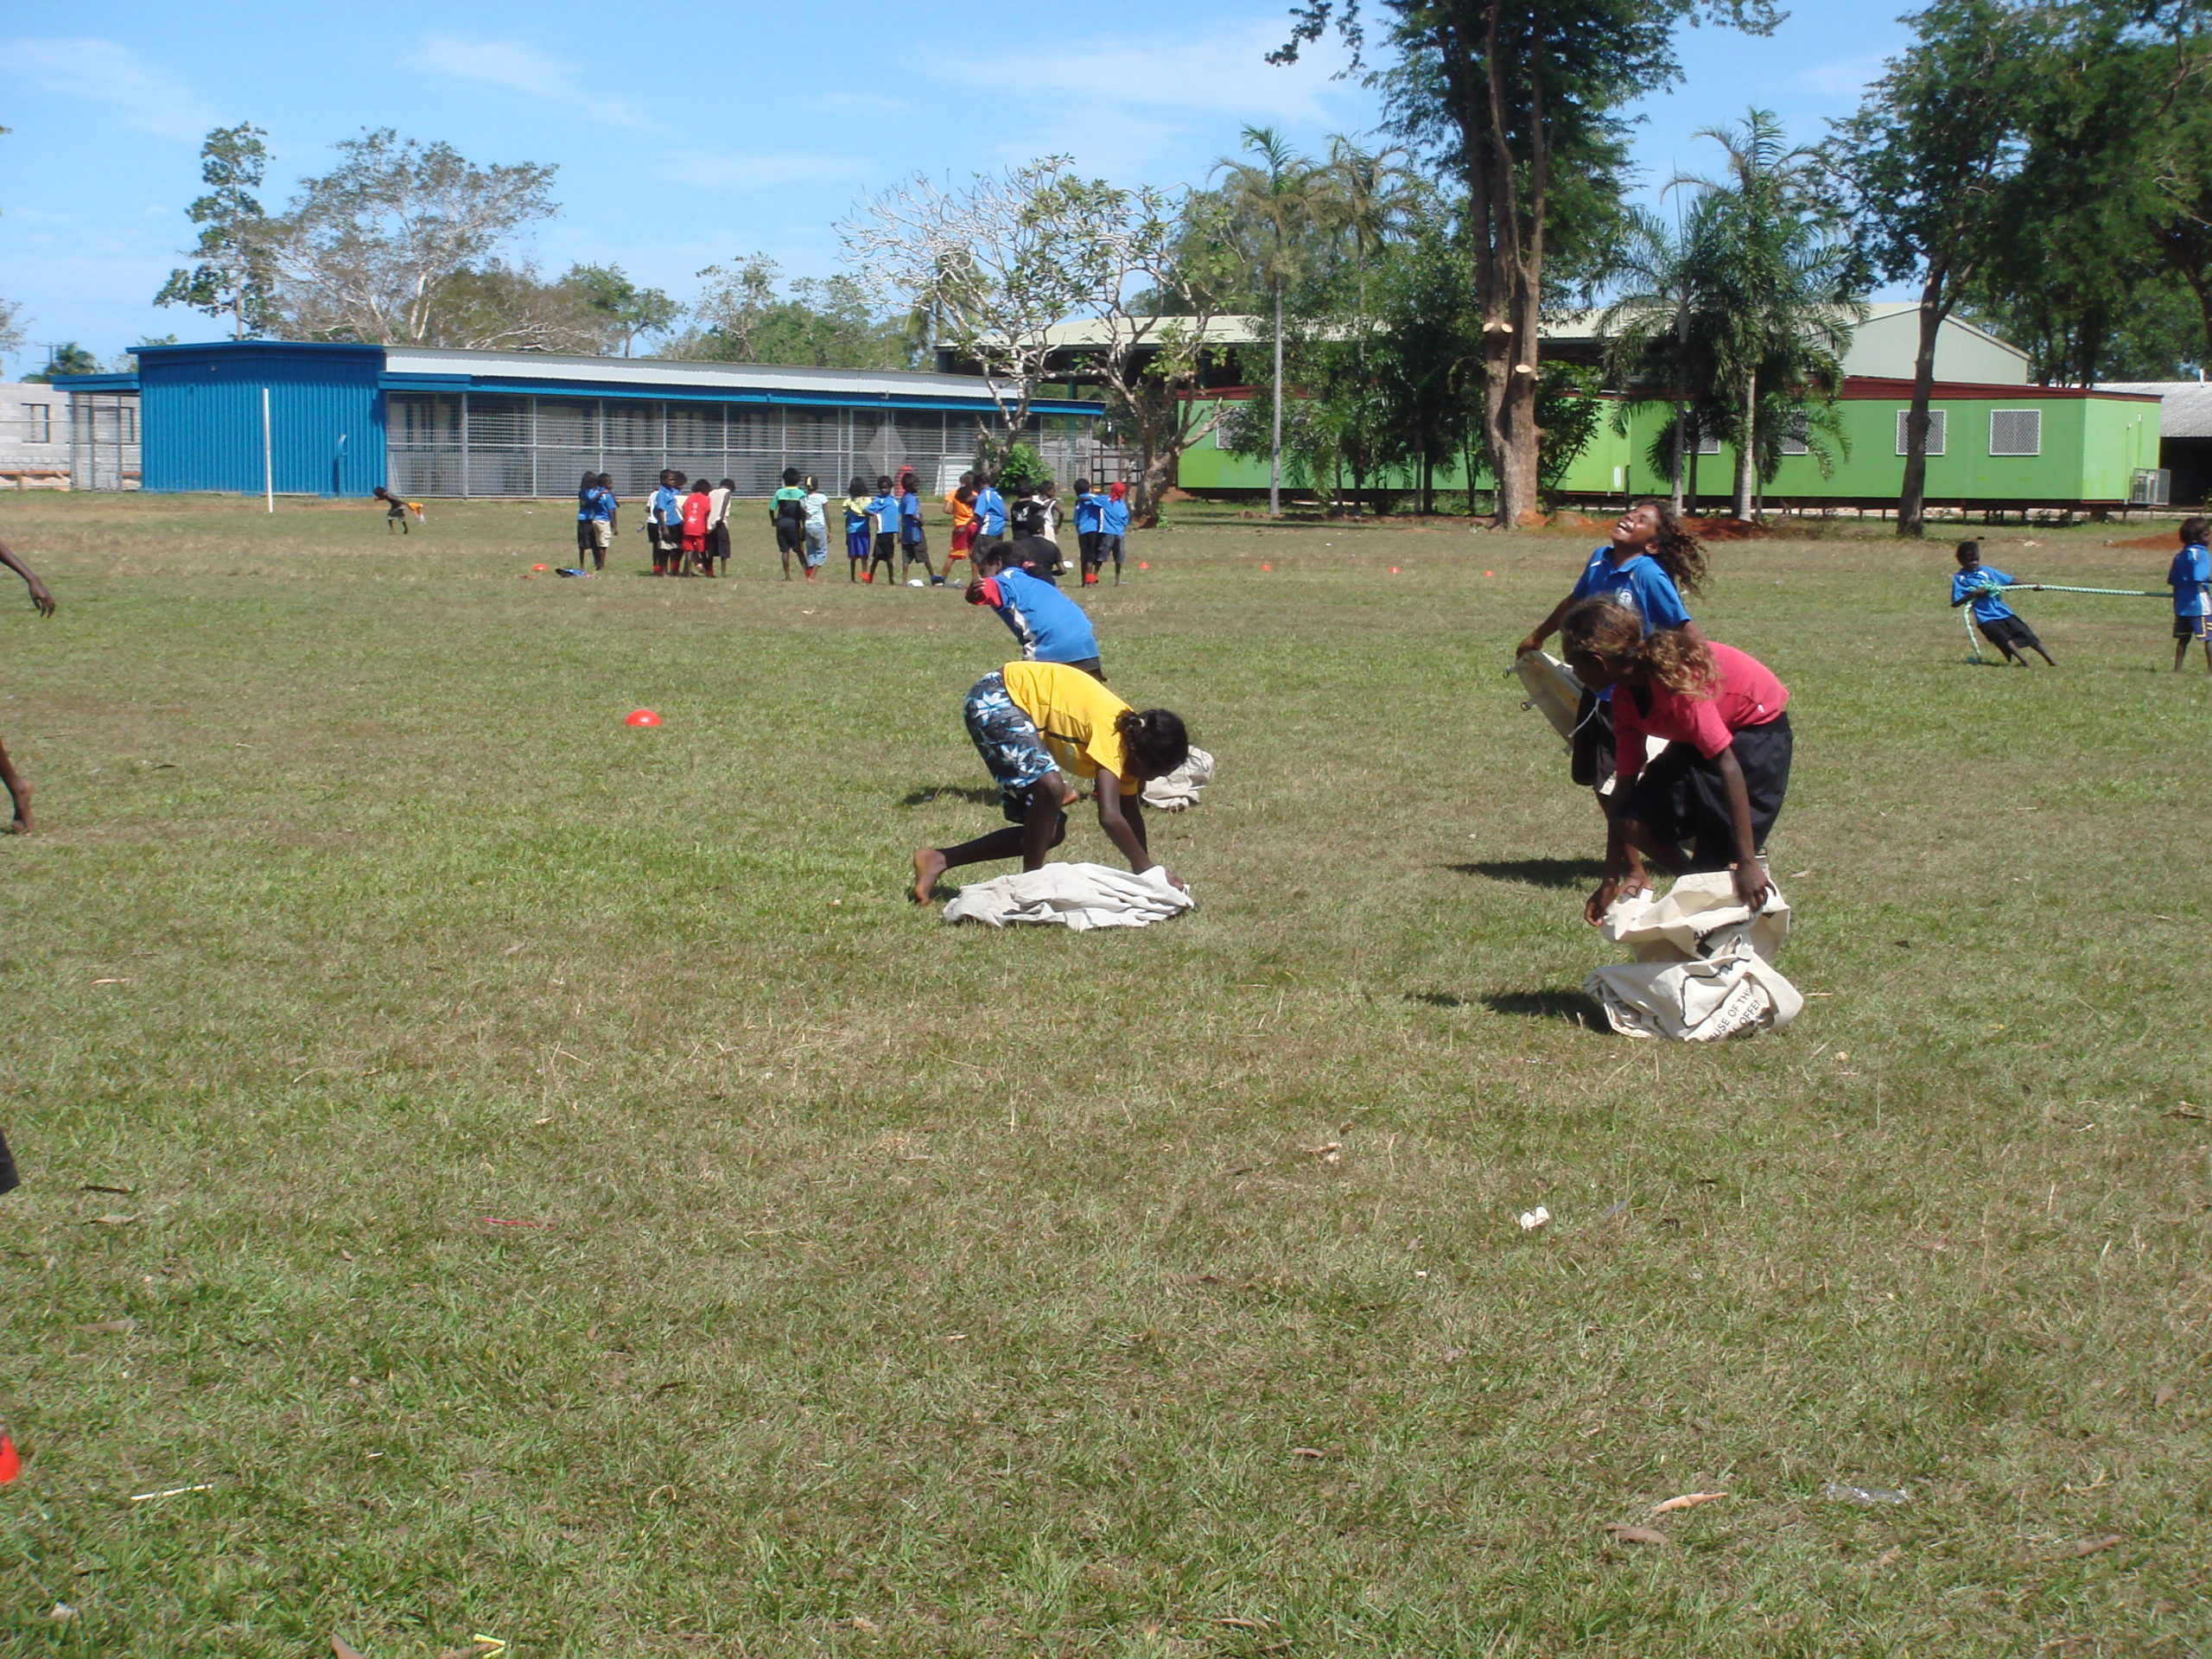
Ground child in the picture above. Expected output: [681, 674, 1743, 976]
[866, 474, 900, 585]
[707, 477, 734, 575]
[373, 486, 422, 534]
[0, 534, 55, 834]
[800, 476, 830, 582]
[966, 537, 1103, 677]
[680, 479, 714, 575]
[577, 473, 615, 571]
[1560, 595, 1790, 925]
[1950, 541, 2055, 665]
[898, 471, 936, 582]
[1072, 477, 1108, 586]
[1010, 483, 1046, 541]
[1518, 499, 1707, 799]
[910, 659, 1191, 905]
[2170, 515, 2210, 674]
[944, 470, 978, 578]
[648, 470, 686, 575]
[971, 473, 1007, 558]
[1101, 481, 1131, 584]
[770, 467, 809, 582]
[843, 477, 873, 582]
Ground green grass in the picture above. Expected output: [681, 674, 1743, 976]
[0, 492, 2206, 1657]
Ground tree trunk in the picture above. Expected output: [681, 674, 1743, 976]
[1268, 280, 1284, 518]
[1899, 270, 1950, 539]
[1732, 367, 1758, 522]
[1669, 404, 1686, 513]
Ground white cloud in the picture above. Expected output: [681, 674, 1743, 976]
[923, 19, 1369, 173]
[409, 33, 659, 131]
[0, 37, 222, 143]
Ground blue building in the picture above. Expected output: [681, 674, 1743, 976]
[55, 340, 1104, 499]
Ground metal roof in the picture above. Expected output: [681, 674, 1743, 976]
[2095, 381, 2212, 439]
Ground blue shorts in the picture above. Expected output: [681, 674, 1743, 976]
[963, 671, 1060, 823]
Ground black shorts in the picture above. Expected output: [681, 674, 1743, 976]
[1980, 613, 2041, 651]
[1618, 712, 1793, 873]
[872, 532, 899, 561]
[776, 521, 805, 553]
[575, 520, 594, 554]
[0, 1124, 16, 1196]
[708, 523, 730, 561]
[1569, 690, 1617, 789]
[1078, 531, 1103, 565]
[901, 530, 930, 558]
[1054, 656, 1105, 681]
[2174, 613, 2210, 641]
[972, 531, 1003, 560]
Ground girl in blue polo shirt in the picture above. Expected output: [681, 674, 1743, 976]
[2171, 515, 2210, 675]
[1517, 499, 1707, 798]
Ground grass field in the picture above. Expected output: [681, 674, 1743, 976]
[0, 492, 2206, 1658]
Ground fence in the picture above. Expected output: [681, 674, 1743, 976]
[386, 393, 1114, 499]
[68, 393, 141, 491]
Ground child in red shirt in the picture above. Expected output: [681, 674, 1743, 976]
[1559, 595, 1791, 922]
[679, 480, 714, 575]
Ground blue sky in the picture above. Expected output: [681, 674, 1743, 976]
[0, 1, 1911, 376]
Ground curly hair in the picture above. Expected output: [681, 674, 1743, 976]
[1633, 498, 1707, 597]
[1115, 707, 1190, 781]
[2182, 516, 2209, 546]
[1559, 597, 1716, 699]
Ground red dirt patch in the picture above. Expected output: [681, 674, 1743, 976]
[2110, 530, 2180, 550]
[1681, 516, 1766, 542]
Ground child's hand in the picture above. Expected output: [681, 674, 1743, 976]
[24, 578, 54, 617]
[1731, 861, 1771, 912]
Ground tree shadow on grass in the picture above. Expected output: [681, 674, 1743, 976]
[900, 785, 1001, 807]
[1406, 990, 1467, 1008]
[1482, 988, 1605, 1027]
[1446, 858, 1606, 890]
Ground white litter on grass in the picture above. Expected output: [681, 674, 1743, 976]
[1518, 1206, 1551, 1231]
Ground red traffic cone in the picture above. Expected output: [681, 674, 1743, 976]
[0, 1433, 20, 1484]
[624, 709, 660, 728]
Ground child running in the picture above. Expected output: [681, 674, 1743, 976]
[0, 535, 57, 833]
[898, 471, 936, 583]
[1560, 596, 1790, 925]
[800, 476, 829, 582]
[843, 478, 873, 581]
[373, 486, 421, 534]
[770, 468, 809, 582]
[1101, 482, 1131, 583]
[910, 660, 1192, 904]
[2171, 516, 2210, 675]
[966, 537, 1103, 677]
[1518, 499, 1707, 803]
[944, 470, 978, 580]
[1950, 541, 2055, 665]
[866, 474, 900, 585]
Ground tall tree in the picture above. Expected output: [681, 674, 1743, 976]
[1675, 111, 1859, 519]
[1601, 197, 1726, 512]
[156, 124, 277, 339]
[1212, 126, 1334, 517]
[1828, 0, 2053, 537]
[267, 129, 559, 344]
[1275, 0, 1778, 528]
[23, 343, 99, 383]
[568, 264, 677, 357]
[841, 158, 1107, 438]
[677, 256, 912, 370]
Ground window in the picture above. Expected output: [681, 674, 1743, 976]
[1695, 430, 1721, 455]
[1778, 416, 1810, 457]
[1895, 409, 1946, 456]
[1989, 409, 2041, 456]
[22, 404, 50, 443]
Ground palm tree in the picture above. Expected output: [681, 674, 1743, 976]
[1672, 111, 1861, 519]
[1213, 126, 1332, 516]
[1600, 198, 1726, 512]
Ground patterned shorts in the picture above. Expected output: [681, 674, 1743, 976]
[963, 671, 1060, 822]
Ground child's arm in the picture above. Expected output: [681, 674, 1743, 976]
[1585, 802, 1652, 925]
[1094, 772, 1183, 887]
[0, 537, 55, 616]
[1713, 746, 1770, 911]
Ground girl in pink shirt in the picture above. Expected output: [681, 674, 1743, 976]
[1560, 596, 1792, 923]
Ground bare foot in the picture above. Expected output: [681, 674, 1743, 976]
[911, 847, 947, 905]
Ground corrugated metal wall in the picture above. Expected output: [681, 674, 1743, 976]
[140, 344, 385, 495]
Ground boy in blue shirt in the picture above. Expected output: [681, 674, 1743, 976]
[2170, 515, 2210, 674]
[897, 472, 937, 584]
[1950, 540, 2055, 666]
[971, 474, 1007, 557]
[1072, 477, 1109, 586]
[965, 537, 1103, 677]
[648, 470, 686, 576]
[1101, 482, 1131, 584]
[865, 474, 900, 585]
